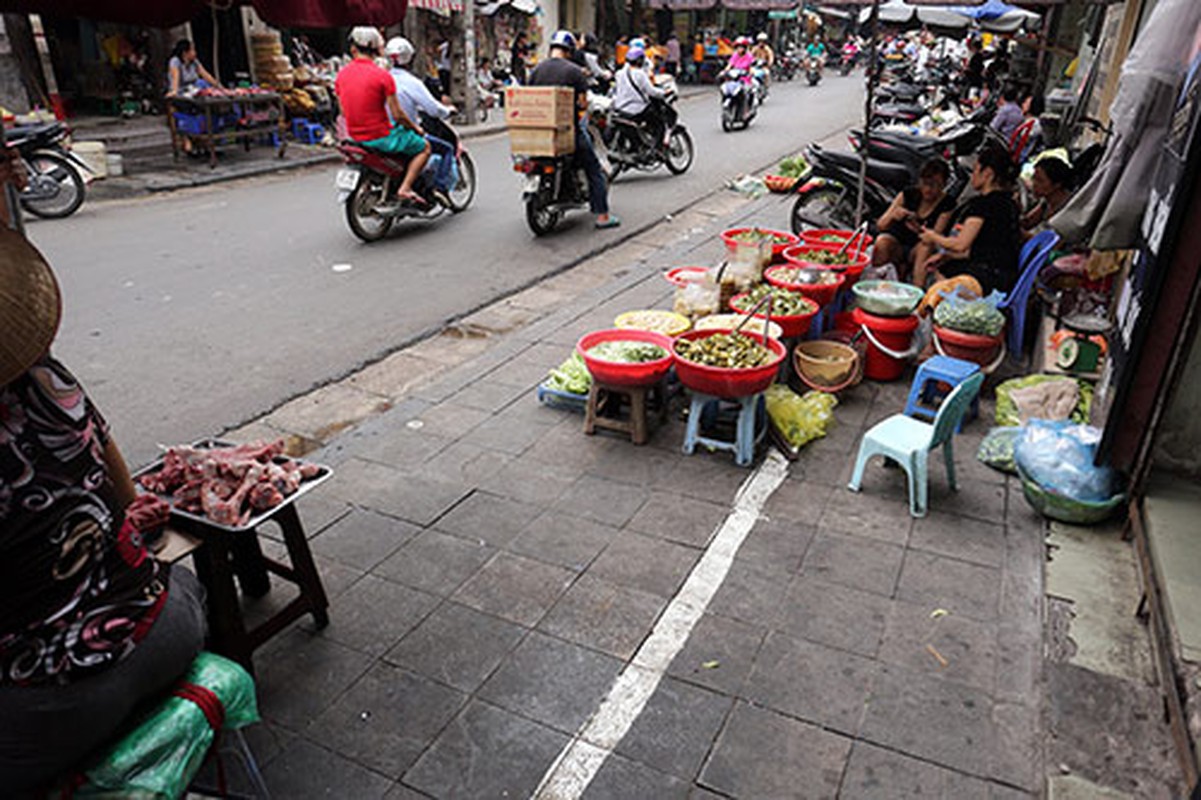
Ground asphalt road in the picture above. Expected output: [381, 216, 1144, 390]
[30, 75, 865, 466]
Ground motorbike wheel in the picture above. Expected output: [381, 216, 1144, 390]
[20, 153, 85, 219]
[447, 151, 477, 212]
[790, 187, 855, 234]
[345, 177, 395, 242]
[664, 129, 694, 175]
[721, 105, 735, 133]
[525, 194, 560, 236]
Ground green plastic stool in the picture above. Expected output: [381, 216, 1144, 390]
[848, 372, 984, 517]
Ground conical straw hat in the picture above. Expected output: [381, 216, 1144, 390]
[0, 228, 61, 387]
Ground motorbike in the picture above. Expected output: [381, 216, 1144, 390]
[720, 69, 757, 132]
[806, 55, 824, 86]
[771, 51, 799, 82]
[750, 59, 770, 103]
[7, 121, 92, 219]
[788, 143, 897, 234]
[334, 116, 476, 242]
[606, 77, 694, 182]
[839, 46, 858, 76]
[515, 145, 593, 236]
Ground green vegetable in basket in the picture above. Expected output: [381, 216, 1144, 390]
[792, 248, 856, 266]
[778, 156, 809, 178]
[585, 340, 668, 363]
[674, 332, 773, 368]
[933, 293, 1005, 336]
[995, 374, 1093, 427]
[732, 284, 817, 317]
[546, 352, 591, 395]
[730, 227, 792, 245]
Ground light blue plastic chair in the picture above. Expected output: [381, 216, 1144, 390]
[848, 372, 985, 517]
[998, 230, 1059, 360]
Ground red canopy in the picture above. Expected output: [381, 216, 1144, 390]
[0, 0, 408, 27]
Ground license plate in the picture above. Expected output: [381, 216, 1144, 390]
[335, 168, 359, 191]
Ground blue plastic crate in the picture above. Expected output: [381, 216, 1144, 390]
[173, 111, 208, 135]
[536, 382, 588, 413]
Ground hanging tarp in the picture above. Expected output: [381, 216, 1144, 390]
[0, 0, 410, 27]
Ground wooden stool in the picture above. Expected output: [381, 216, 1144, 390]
[583, 379, 668, 445]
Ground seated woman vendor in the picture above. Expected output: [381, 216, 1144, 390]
[914, 141, 1021, 295]
[0, 228, 206, 792]
[1021, 156, 1073, 234]
[166, 38, 220, 96]
[872, 157, 956, 279]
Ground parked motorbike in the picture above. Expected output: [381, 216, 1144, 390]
[334, 116, 476, 242]
[720, 69, 757, 132]
[7, 121, 91, 219]
[606, 77, 694, 182]
[788, 144, 895, 234]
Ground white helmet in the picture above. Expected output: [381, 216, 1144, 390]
[756, 32, 768, 43]
[385, 36, 415, 66]
[349, 26, 385, 54]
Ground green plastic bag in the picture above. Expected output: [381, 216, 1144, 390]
[977, 426, 1021, 474]
[76, 652, 259, 799]
[994, 374, 1093, 427]
[766, 384, 838, 450]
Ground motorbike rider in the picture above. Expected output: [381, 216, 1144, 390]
[751, 33, 774, 69]
[726, 36, 755, 73]
[528, 30, 620, 229]
[805, 36, 828, 78]
[384, 36, 456, 205]
[840, 37, 859, 69]
[613, 44, 669, 149]
[335, 27, 431, 208]
[576, 33, 613, 91]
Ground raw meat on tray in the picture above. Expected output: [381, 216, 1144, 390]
[140, 440, 321, 527]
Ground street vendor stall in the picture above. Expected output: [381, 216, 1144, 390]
[167, 88, 288, 168]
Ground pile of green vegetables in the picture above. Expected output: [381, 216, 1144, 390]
[675, 332, 773, 369]
[771, 267, 838, 285]
[791, 248, 855, 266]
[584, 340, 668, 363]
[732, 284, 817, 317]
[816, 233, 848, 242]
[546, 353, 591, 395]
[730, 227, 792, 245]
[934, 296, 1006, 337]
[777, 156, 809, 179]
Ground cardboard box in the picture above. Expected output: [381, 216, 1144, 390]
[508, 126, 575, 157]
[504, 86, 576, 129]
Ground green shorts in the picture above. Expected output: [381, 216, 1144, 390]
[361, 126, 427, 157]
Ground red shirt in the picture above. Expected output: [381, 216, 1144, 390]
[335, 58, 396, 142]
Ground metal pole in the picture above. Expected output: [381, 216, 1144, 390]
[464, 0, 478, 124]
[856, 0, 879, 227]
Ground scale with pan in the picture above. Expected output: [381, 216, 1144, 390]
[1051, 313, 1112, 374]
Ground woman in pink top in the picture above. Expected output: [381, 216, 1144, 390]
[726, 37, 754, 73]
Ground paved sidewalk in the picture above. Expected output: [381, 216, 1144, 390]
[226, 190, 1046, 799]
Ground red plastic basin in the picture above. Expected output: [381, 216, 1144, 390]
[852, 307, 919, 381]
[799, 228, 875, 252]
[672, 329, 787, 399]
[577, 329, 675, 387]
[764, 264, 846, 308]
[729, 291, 819, 339]
[783, 244, 871, 284]
[720, 227, 800, 260]
[663, 266, 710, 288]
[933, 325, 1004, 367]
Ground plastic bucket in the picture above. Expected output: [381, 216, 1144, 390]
[72, 141, 107, 179]
[932, 325, 1004, 369]
[105, 153, 124, 177]
[852, 308, 918, 381]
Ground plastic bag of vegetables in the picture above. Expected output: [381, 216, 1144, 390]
[995, 374, 1093, 426]
[765, 384, 838, 451]
[976, 426, 1022, 474]
[933, 289, 1005, 337]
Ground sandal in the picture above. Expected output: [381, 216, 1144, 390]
[595, 214, 622, 230]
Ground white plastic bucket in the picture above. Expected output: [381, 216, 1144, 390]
[105, 153, 124, 177]
[73, 141, 107, 178]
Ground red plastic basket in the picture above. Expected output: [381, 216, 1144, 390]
[720, 227, 800, 260]
[577, 329, 675, 387]
[663, 266, 710, 288]
[672, 329, 787, 399]
[764, 264, 846, 308]
[783, 243, 871, 284]
[729, 291, 819, 338]
[799, 228, 875, 251]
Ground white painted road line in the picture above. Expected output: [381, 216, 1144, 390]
[533, 449, 792, 800]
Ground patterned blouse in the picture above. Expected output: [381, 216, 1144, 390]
[0, 356, 166, 686]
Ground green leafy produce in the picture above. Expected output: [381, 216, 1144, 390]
[585, 340, 668, 363]
[770, 267, 838, 285]
[976, 426, 1021, 474]
[818, 233, 848, 242]
[675, 332, 773, 369]
[790, 247, 856, 266]
[933, 295, 1005, 336]
[778, 156, 810, 178]
[730, 227, 793, 245]
[546, 352, 591, 395]
[732, 284, 817, 317]
[995, 375, 1094, 427]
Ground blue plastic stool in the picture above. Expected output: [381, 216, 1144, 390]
[291, 117, 310, 138]
[903, 355, 980, 433]
[259, 131, 281, 147]
[302, 123, 325, 144]
[682, 392, 764, 467]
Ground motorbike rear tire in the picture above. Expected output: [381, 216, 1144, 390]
[721, 105, 735, 133]
[790, 186, 855, 234]
[345, 177, 395, 242]
[447, 151, 477, 212]
[525, 195, 560, 236]
[664, 129, 694, 175]
[20, 152, 85, 219]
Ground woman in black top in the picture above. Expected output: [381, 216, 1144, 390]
[872, 158, 956, 279]
[915, 141, 1021, 294]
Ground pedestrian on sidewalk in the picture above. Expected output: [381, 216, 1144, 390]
[665, 32, 681, 76]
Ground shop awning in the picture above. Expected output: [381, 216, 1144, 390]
[0, 0, 409, 27]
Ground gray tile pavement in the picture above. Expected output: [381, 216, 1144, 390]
[235, 191, 1045, 797]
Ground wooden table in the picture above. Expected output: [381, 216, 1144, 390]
[155, 503, 329, 674]
[166, 92, 288, 169]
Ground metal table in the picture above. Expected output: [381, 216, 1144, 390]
[166, 91, 288, 168]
